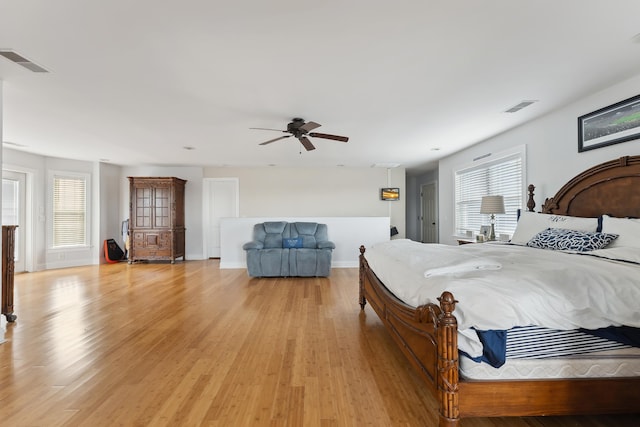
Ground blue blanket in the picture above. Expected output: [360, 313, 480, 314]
[467, 325, 640, 368]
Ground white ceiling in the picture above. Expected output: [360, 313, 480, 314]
[2, 1, 640, 173]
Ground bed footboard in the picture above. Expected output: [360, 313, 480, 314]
[359, 246, 461, 427]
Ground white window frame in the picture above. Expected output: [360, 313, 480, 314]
[48, 170, 91, 249]
[453, 145, 526, 238]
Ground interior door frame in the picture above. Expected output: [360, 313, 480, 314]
[2, 165, 36, 272]
[420, 180, 438, 243]
[202, 178, 239, 259]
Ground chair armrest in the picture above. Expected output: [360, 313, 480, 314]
[242, 241, 264, 250]
[317, 241, 335, 250]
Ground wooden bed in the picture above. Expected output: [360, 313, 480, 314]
[358, 155, 640, 427]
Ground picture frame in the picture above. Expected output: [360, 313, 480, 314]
[479, 225, 490, 239]
[380, 187, 400, 201]
[578, 94, 640, 152]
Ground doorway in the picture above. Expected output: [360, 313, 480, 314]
[420, 181, 438, 243]
[2, 170, 28, 272]
[203, 178, 239, 258]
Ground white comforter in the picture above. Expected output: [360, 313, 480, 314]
[365, 239, 640, 357]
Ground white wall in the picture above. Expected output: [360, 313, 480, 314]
[2, 149, 127, 270]
[98, 162, 124, 263]
[2, 150, 87, 269]
[437, 73, 640, 246]
[203, 166, 406, 237]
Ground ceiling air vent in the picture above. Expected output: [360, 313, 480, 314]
[2, 141, 27, 148]
[504, 100, 537, 113]
[372, 162, 401, 168]
[0, 49, 49, 73]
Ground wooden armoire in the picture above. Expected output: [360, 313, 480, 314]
[128, 177, 186, 264]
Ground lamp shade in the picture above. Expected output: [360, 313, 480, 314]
[480, 195, 505, 214]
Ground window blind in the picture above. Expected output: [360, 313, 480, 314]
[53, 175, 87, 247]
[454, 153, 523, 237]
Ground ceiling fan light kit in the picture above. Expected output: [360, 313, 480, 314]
[252, 118, 349, 151]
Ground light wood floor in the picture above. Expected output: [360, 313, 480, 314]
[0, 260, 638, 427]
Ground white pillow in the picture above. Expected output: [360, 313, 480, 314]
[588, 247, 640, 264]
[510, 211, 598, 245]
[600, 215, 640, 249]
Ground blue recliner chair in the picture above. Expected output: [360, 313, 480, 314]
[242, 221, 335, 277]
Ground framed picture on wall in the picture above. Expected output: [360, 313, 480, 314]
[578, 94, 640, 152]
[381, 188, 400, 201]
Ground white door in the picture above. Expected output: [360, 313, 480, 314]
[203, 178, 239, 258]
[421, 181, 438, 243]
[2, 171, 27, 272]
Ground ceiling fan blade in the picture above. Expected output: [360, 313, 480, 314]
[259, 135, 291, 145]
[250, 127, 287, 132]
[308, 132, 349, 142]
[299, 136, 316, 151]
[299, 121, 321, 132]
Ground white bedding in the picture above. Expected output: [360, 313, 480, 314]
[364, 239, 640, 357]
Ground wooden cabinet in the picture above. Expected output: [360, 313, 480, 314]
[2, 225, 17, 322]
[128, 177, 186, 263]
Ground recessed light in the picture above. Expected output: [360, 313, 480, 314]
[183, 146, 195, 150]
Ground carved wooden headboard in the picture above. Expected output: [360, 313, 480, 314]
[541, 155, 640, 218]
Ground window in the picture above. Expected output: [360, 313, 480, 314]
[454, 147, 525, 237]
[51, 173, 89, 248]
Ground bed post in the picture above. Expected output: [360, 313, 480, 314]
[437, 291, 460, 427]
[527, 184, 535, 212]
[358, 245, 367, 309]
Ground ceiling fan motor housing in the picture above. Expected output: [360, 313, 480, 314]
[288, 118, 305, 132]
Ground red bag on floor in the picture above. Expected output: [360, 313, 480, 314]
[104, 239, 125, 263]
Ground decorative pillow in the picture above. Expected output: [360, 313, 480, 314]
[600, 215, 640, 249]
[526, 228, 618, 252]
[282, 237, 303, 248]
[510, 211, 598, 245]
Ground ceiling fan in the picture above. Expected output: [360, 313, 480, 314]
[251, 118, 349, 151]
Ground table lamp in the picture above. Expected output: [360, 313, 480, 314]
[480, 195, 505, 241]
